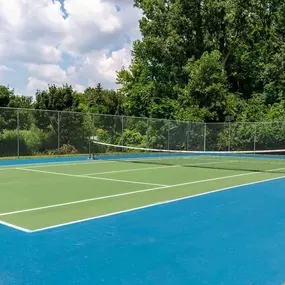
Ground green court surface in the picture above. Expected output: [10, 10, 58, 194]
[0, 158, 284, 232]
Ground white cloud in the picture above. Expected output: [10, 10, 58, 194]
[27, 64, 67, 83]
[64, 0, 121, 33]
[74, 84, 86, 93]
[0, 65, 14, 83]
[0, 65, 13, 72]
[97, 47, 132, 81]
[27, 77, 49, 94]
[74, 45, 131, 88]
[0, 0, 142, 95]
[0, 0, 64, 63]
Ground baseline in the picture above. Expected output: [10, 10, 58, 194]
[0, 220, 31, 233]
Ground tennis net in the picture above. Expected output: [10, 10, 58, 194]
[91, 141, 285, 174]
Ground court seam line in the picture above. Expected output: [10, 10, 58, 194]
[1, 168, 283, 219]
[15, 168, 168, 187]
[28, 174, 285, 233]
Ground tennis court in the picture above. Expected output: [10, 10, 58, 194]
[1, 152, 285, 284]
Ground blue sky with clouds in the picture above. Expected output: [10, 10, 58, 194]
[0, 0, 141, 96]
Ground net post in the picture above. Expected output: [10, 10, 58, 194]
[203, 123, 207, 152]
[17, 108, 20, 158]
[57, 111, 60, 156]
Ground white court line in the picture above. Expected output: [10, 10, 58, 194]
[31, 175, 285, 233]
[0, 159, 115, 171]
[1, 154, 284, 172]
[186, 159, 240, 166]
[0, 220, 31, 232]
[16, 168, 167, 187]
[83, 165, 176, 176]
[0, 182, 19, 185]
[1, 169, 283, 218]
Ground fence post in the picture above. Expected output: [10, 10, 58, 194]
[58, 111, 60, 155]
[146, 118, 149, 148]
[254, 123, 257, 153]
[167, 120, 170, 150]
[186, 122, 190, 151]
[203, 123, 207, 152]
[17, 109, 20, 158]
[121, 115, 124, 146]
[228, 121, 231, 152]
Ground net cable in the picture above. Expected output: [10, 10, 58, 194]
[90, 141, 285, 174]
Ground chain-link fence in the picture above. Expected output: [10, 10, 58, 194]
[0, 107, 284, 157]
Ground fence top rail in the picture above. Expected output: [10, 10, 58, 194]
[0, 106, 284, 125]
[0, 107, 204, 124]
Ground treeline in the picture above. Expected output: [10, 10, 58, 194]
[0, 82, 284, 157]
[2, 1, 285, 123]
[0, 84, 125, 115]
[1, 0, 285, 156]
[0, 84, 126, 157]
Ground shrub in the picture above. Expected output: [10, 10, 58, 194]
[118, 129, 145, 147]
[59, 144, 78, 155]
[0, 126, 49, 156]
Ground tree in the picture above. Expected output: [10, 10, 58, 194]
[0, 85, 33, 131]
[0, 85, 12, 107]
[82, 84, 125, 115]
[34, 84, 79, 112]
[33, 84, 89, 153]
[176, 50, 230, 122]
[117, 0, 285, 122]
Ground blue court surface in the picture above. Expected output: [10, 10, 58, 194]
[0, 176, 285, 285]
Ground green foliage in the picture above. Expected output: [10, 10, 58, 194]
[20, 126, 49, 153]
[96, 129, 112, 144]
[83, 86, 125, 115]
[1, 1, 285, 156]
[0, 127, 49, 156]
[0, 85, 13, 107]
[117, 0, 285, 123]
[34, 84, 79, 111]
[118, 129, 145, 147]
[0, 130, 21, 156]
[178, 50, 230, 122]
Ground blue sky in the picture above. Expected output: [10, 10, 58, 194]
[0, 0, 141, 96]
